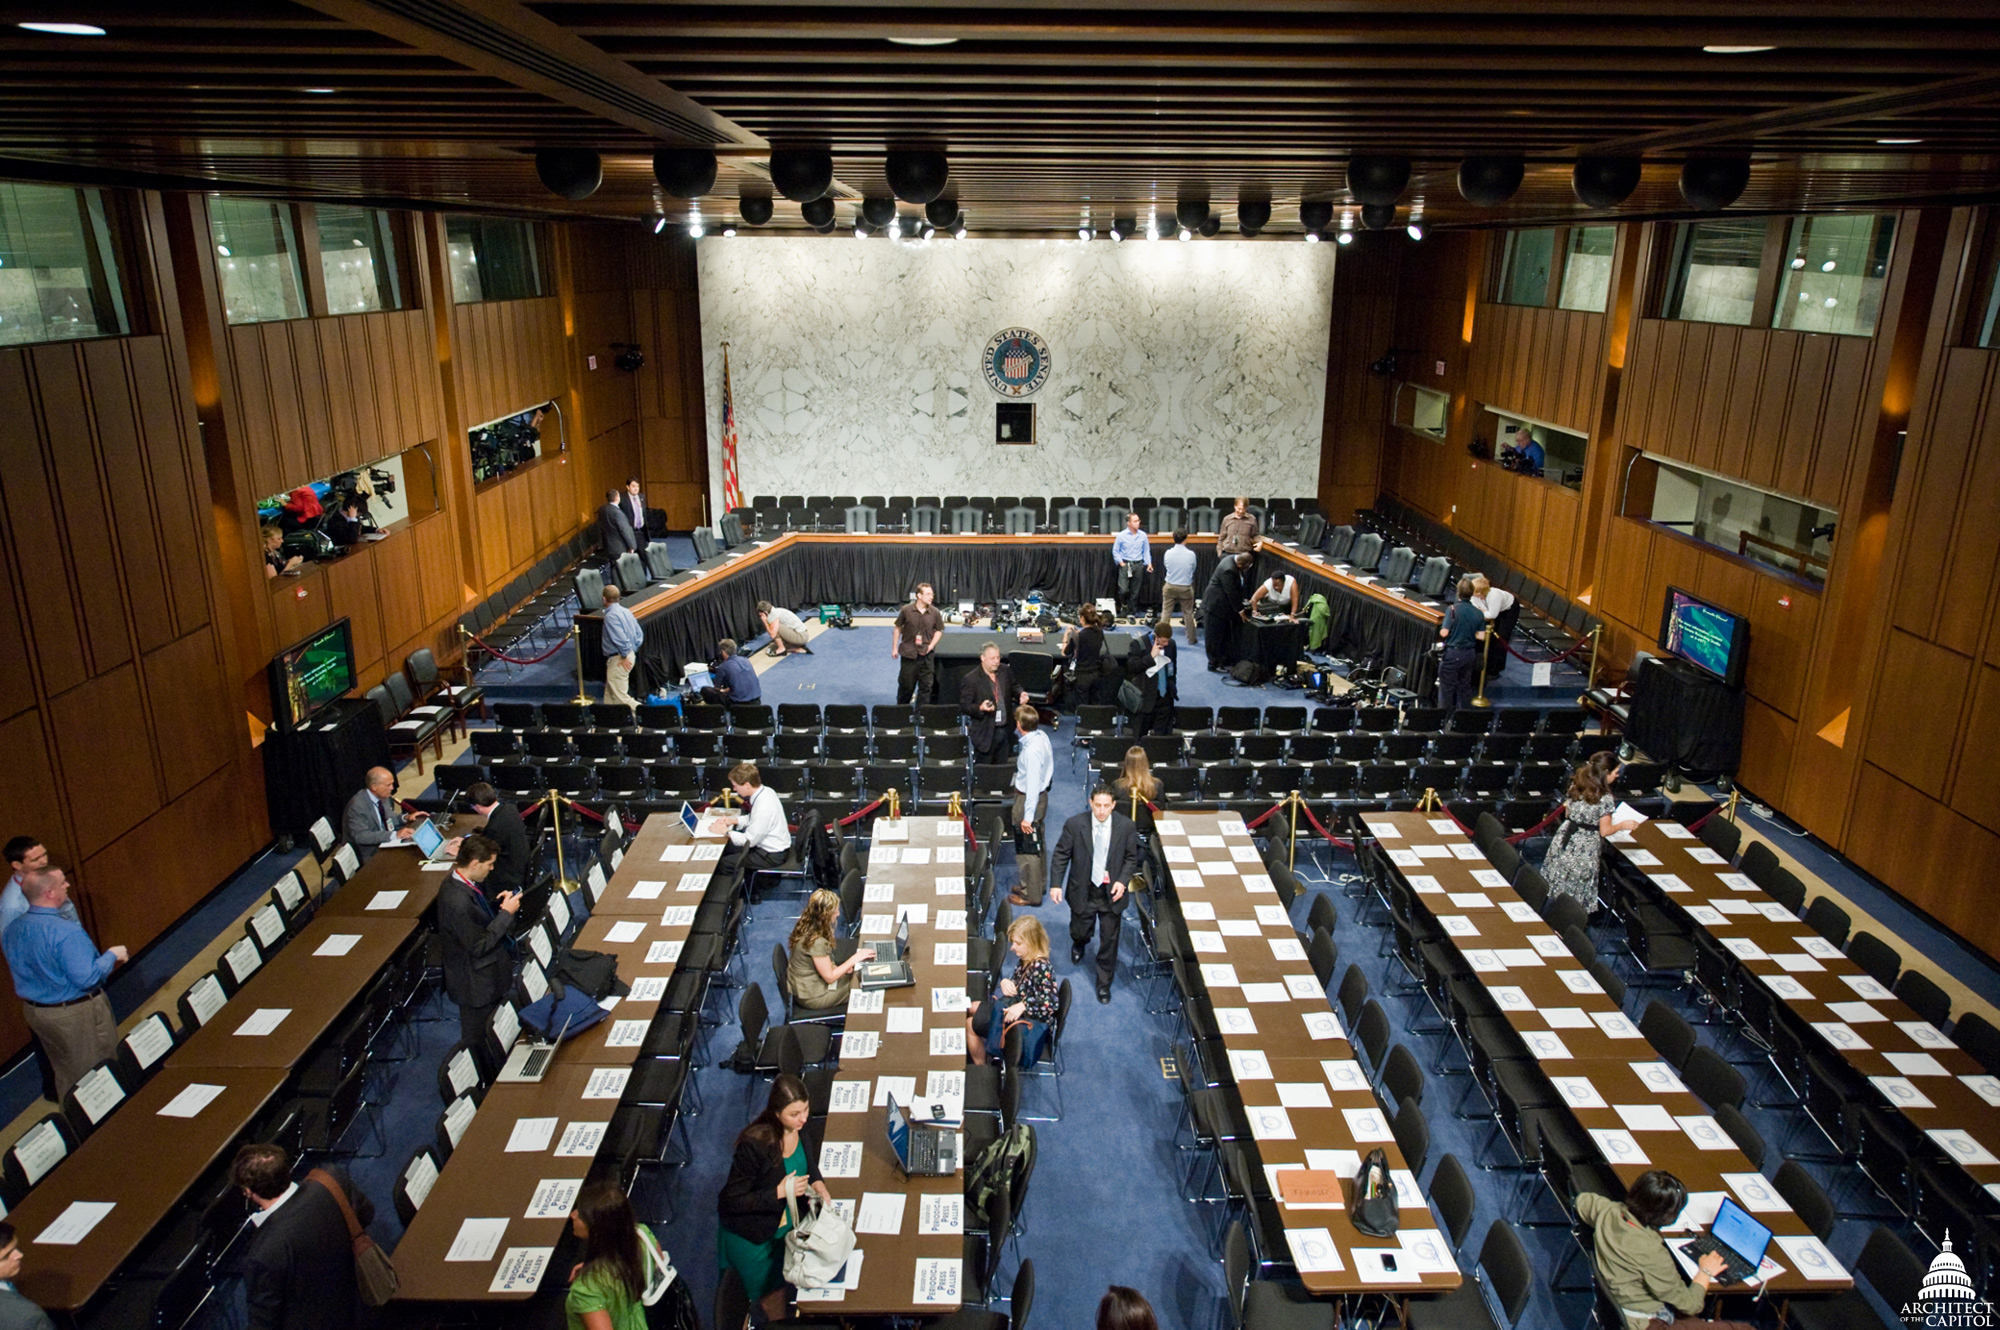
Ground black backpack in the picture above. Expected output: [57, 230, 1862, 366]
[1229, 659, 1267, 685]
[965, 1123, 1032, 1225]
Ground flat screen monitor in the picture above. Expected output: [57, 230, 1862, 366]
[269, 618, 357, 730]
[1657, 587, 1748, 688]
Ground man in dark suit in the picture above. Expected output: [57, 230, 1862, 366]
[618, 477, 651, 550]
[229, 1143, 358, 1330]
[597, 489, 638, 565]
[437, 833, 520, 1047]
[0, 1220, 56, 1330]
[340, 767, 424, 864]
[1049, 786, 1143, 1003]
[957, 642, 1026, 766]
[464, 781, 532, 901]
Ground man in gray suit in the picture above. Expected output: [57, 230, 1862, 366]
[0, 1221, 56, 1330]
[341, 766, 424, 864]
[597, 489, 638, 564]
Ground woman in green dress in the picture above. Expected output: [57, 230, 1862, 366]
[717, 1074, 828, 1323]
[565, 1180, 663, 1330]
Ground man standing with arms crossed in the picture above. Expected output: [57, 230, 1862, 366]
[1, 867, 127, 1099]
[1111, 512, 1152, 616]
[600, 583, 644, 712]
[1007, 706, 1053, 908]
[891, 582, 944, 706]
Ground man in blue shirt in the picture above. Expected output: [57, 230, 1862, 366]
[1159, 529, 1199, 643]
[1111, 512, 1152, 615]
[1, 867, 127, 1100]
[701, 638, 761, 706]
[1436, 578, 1488, 711]
[1, 837, 77, 939]
[600, 583, 644, 712]
[1008, 706, 1054, 906]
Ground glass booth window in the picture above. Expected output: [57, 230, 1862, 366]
[209, 197, 306, 324]
[1621, 452, 1835, 584]
[1495, 228, 1555, 306]
[0, 181, 129, 346]
[1558, 225, 1616, 312]
[1772, 213, 1895, 337]
[445, 217, 544, 303]
[470, 402, 556, 484]
[1661, 219, 1765, 326]
[316, 205, 402, 313]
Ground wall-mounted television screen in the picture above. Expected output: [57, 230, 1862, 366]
[1657, 587, 1748, 688]
[270, 618, 357, 730]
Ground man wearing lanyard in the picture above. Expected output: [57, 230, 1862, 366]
[716, 762, 791, 884]
[341, 766, 425, 865]
[958, 642, 1026, 766]
[0, 867, 127, 1099]
[437, 834, 520, 1048]
[1111, 512, 1153, 615]
[1049, 786, 1142, 1003]
[1008, 707, 1053, 907]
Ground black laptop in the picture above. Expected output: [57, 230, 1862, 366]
[885, 1094, 959, 1177]
[1677, 1196, 1772, 1286]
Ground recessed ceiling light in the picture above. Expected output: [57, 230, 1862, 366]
[1336, 231, 1353, 246]
[722, 226, 736, 237]
[1876, 138, 1921, 145]
[887, 36, 958, 46]
[18, 21, 106, 35]
[1702, 44, 1775, 54]
[300, 87, 337, 94]
[1406, 223, 1424, 241]
[1821, 259, 1837, 272]
[1304, 232, 1320, 243]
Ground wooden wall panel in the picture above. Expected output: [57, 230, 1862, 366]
[323, 545, 384, 675]
[128, 340, 207, 638]
[81, 765, 256, 965]
[1738, 696, 1796, 809]
[0, 537, 33, 723]
[318, 322, 360, 472]
[476, 485, 510, 587]
[1777, 332, 1832, 498]
[0, 352, 87, 694]
[1849, 763, 2000, 963]
[293, 322, 335, 480]
[1864, 630, 1969, 798]
[339, 317, 378, 473]
[1952, 664, 2000, 833]
[143, 628, 236, 802]
[34, 344, 133, 676]
[413, 514, 459, 627]
[374, 530, 427, 657]
[259, 323, 309, 490]
[50, 663, 157, 856]
[86, 341, 175, 655]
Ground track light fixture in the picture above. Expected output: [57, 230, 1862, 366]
[1299, 200, 1335, 233]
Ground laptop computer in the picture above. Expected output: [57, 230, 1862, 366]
[411, 817, 454, 862]
[884, 1094, 959, 1177]
[679, 800, 700, 836]
[1677, 1196, 1772, 1286]
[496, 1010, 577, 1084]
[856, 919, 915, 990]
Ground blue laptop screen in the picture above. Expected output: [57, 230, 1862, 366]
[413, 818, 444, 857]
[1710, 1197, 1772, 1264]
[884, 1094, 911, 1167]
[679, 801, 699, 835]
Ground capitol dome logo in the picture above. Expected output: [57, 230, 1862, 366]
[1905, 1235, 1995, 1327]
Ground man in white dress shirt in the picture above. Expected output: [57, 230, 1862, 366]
[1470, 574, 1518, 680]
[716, 761, 791, 884]
[1008, 706, 1053, 907]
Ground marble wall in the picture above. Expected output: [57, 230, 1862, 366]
[696, 237, 1336, 514]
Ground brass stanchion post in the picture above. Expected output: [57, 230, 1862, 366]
[885, 787, 900, 822]
[1416, 787, 1441, 814]
[1471, 632, 1493, 709]
[947, 790, 964, 822]
[1577, 624, 1603, 709]
[570, 622, 591, 706]
[544, 792, 579, 894]
[1288, 789, 1302, 873]
[1723, 788, 1743, 825]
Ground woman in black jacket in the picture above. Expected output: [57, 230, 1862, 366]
[1062, 605, 1110, 705]
[717, 1074, 827, 1322]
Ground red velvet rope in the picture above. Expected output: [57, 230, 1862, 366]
[836, 795, 887, 827]
[1295, 800, 1354, 851]
[1492, 633, 1594, 665]
[1245, 800, 1285, 830]
[465, 629, 573, 666]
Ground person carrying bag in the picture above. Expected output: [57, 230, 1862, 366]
[306, 1168, 398, 1307]
[780, 1188, 855, 1290]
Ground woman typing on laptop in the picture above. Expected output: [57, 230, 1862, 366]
[1579, 1171, 1750, 1330]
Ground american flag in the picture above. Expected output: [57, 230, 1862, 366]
[720, 343, 742, 510]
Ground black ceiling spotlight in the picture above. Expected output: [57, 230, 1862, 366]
[653, 147, 717, 199]
[1679, 155, 1751, 211]
[924, 196, 960, 228]
[1198, 214, 1221, 237]
[610, 342, 646, 372]
[1346, 154, 1410, 207]
[738, 194, 774, 226]
[1360, 202, 1397, 230]
[1573, 155, 1643, 209]
[769, 146, 834, 201]
[861, 196, 898, 228]
[1236, 197, 1272, 235]
[1110, 214, 1136, 242]
[800, 196, 836, 228]
[1457, 155, 1524, 207]
[534, 148, 602, 201]
[1175, 194, 1211, 231]
[1299, 199, 1335, 233]
[885, 149, 950, 204]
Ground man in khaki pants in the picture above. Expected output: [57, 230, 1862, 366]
[600, 583, 643, 711]
[1159, 528, 1199, 644]
[1, 867, 126, 1100]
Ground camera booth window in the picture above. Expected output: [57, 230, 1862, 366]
[471, 401, 560, 486]
[256, 444, 439, 569]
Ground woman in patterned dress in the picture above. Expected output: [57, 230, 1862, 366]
[967, 915, 1060, 1066]
[1541, 762, 1643, 908]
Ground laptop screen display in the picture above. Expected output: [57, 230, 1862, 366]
[413, 818, 444, 857]
[1709, 1197, 1773, 1265]
[679, 801, 700, 835]
[884, 1094, 911, 1168]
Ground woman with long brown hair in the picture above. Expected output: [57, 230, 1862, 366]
[1541, 761, 1644, 907]
[717, 1074, 830, 1321]
[565, 1180, 662, 1330]
[785, 887, 873, 1010]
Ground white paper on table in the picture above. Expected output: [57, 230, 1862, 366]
[847, 989, 885, 1015]
[1812, 1021, 1869, 1050]
[1214, 1007, 1257, 1035]
[658, 907, 696, 928]
[1171, 869, 1204, 890]
[1341, 1107, 1394, 1141]
[935, 876, 964, 896]
[660, 845, 693, 862]
[1551, 1076, 1607, 1110]
[918, 1192, 964, 1235]
[1795, 935, 1844, 960]
[677, 873, 711, 893]
[1392, 1170, 1425, 1208]
[446, 1217, 510, 1262]
[1269, 936, 1307, 962]
[1351, 1248, 1422, 1284]
[1441, 842, 1479, 861]
[629, 880, 667, 900]
[1321, 1060, 1370, 1094]
[604, 921, 646, 943]
[896, 903, 929, 926]
[1928, 1128, 2000, 1166]
[1685, 907, 1728, 927]
[1827, 1001, 1883, 1023]
[1399, 1228, 1458, 1273]
[1614, 1103, 1679, 1131]
[1189, 834, 1226, 848]
[1649, 874, 1693, 894]
[1524, 1031, 1573, 1060]
[490, 1247, 553, 1294]
[901, 848, 931, 865]
[645, 941, 682, 964]
[1285, 1228, 1345, 1273]
[1164, 845, 1195, 864]
[1210, 861, 1248, 879]
[1709, 899, 1757, 916]
[934, 943, 966, 965]
[1764, 974, 1813, 1000]
[1464, 951, 1507, 973]
[1900, 1020, 1956, 1049]
[1388, 850, 1422, 868]
[862, 884, 895, 904]
[1188, 931, 1226, 954]
[1494, 948, 1544, 968]
[1228, 1049, 1274, 1081]
[1408, 875, 1443, 894]
[1591, 1010, 1644, 1040]
[1177, 899, 1215, 921]
[1464, 870, 1506, 891]
[1665, 1193, 1727, 1233]
[1201, 963, 1240, 987]
[1775, 1235, 1850, 1281]
[1412, 845, 1452, 860]
[860, 913, 893, 936]
[556, 1122, 606, 1158]
[1612, 801, 1648, 826]
[604, 1019, 648, 1048]
[689, 845, 722, 861]
[1439, 915, 1478, 937]
[1962, 1075, 2000, 1107]
[1277, 1081, 1333, 1109]
[1677, 1116, 1733, 1151]
[1489, 986, 1534, 1012]
[1624, 849, 1661, 867]
[1722, 938, 1769, 961]
[524, 1178, 583, 1219]
[855, 1192, 908, 1235]
[816, 1141, 864, 1178]
[234, 1008, 291, 1037]
[309, 932, 363, 958]
[1529, 934, 1574, 958]
[839, 1030, 880, 1059]
[366, 890, 406, 911]
[1363, 821, 1401, 839]
[1868, 1076, 1935, 1109]
[1248, 1105, 1296, 1140]
[1630, 1062, 1687, 1094]
[1218, 919, 1261, 937]
[1542, 1007, 1595, 1028]
[506, 1117, 558, 1153]
[1713, 871, 1755, 891]
[582, 1068, 630, 1099]
[1723, 1173, 1791, 1213]
[1501, 901, 1540, 923]
[1557, 969, 1603, 994]
[885, 1008, 925, 1034]
[926, 1069, 963, 1100]
[937, 845, 965, 865]
[34, 1201, 115, 1246]
[931, 987, 968, 1012]
[1589, 1129, 1649, 1165]
[1156, 819, 1187, 836]
[1842, 974, 1895, 1001]
[1420, 818, 1456, 835]
[1447, 892, 1495, 909]
[1302, 1011, 1344, 1041]
[828, 1080, 871, 1114]
[156, 1082, 227, 1118]
[1231, 844, 1264, 863]
[1241, 982, 1291, 1003]
[1686, 846, 1727, 865]
[929, 1027, 966, 1056]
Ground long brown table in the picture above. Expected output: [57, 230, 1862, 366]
[1612, 819, 2000, 1193]
[811, 816, 969, 1316]
[1369, 811, 1853, 1301]
[12, 1067, 290, 1311]
[1163, 811, 1461, 1296]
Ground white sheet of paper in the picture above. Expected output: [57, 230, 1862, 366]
[1399, 1228, 1458, 1273]
[1962, 1075, 2000, 1107]
[817, 1141, 864, 1178]
[848, 989, 885, 1014]
[1868, 1076, 1934, 1109]
[935, 876, 964, 896]
[1219, 919, 1261, 937]
[1542, 1007, 1595, 1028]
[677, 873, 711, 893]
[863, 884, 895, 903]
[1284, 1229, 1344, 1273]
[1624, 849, 1661, 867]
[1589, 1129, 1649, 1165]
[156, 1081, 227, 1118]
[604, 1019, 648, 1048]
[1685, 846, 1726, 864]
[645, 941, 682, 964]
[1666, 1193, 1727, 1233]
[1812, 1021, 1869, 1050]
[446, 1217, 510, 1262]
[1590, 1010, 1643, 1039]
[34, 1201, 115, 1246]
[1189, 834, 1225, 848]
[1269, 936, 1306, 962]
[1464, 951, 1507, 972]
[1721, 938, 1768, 961]
[1686, 907, 1728, 926]
[1472, 870, 1510, 889]
[1302, 1011, 1344, 1041]
[1412, 845, 1452, 860]
[1188, 931, 1226, 954]
[931, 987, 968, 1012]
[582, 1067, 630, 1099]
[1614, 1103, 1679, 1131]
[1447, 892, 1495, 909]
[885, 1008, 925, 1034]
[1388, 849, 1422, 868]
[934, 943, 966, 965]
[1900, 1020, 1956, 1049]
[919, 1192, 964, 1235]
[1494, 949, 1544, 968]
[604, 921, 646, 943]
[366, 890, 406, 910]
[1775, 1235, 1849, 1281]
[1277, 1081, 1333, 1109]
[855, 1192, 908, 1235]
[1489, 986, 1534, 1012]
[1171, 869, 1204, 890]
[489, 1247, 552, 1293]
[1928, 1128, 2000, 1166]
[1232, 844, 1263, 863]
[505, 1117, 558, 1153]
[1241, 982, 1291, 1003]
[1842, 974, 1895, 1001]
[1524, 1031, 1573, 1060]
[234, 1008, 291, 1037]
[1827, 1001, 1883, 1023]
[1764, 974, 1813, 1000]
[1249, 1105, 1296, 1140]
[1179, 899, 1215, 920]
[1228, 1048, 1274, 1081]
[829, 1080, 871, 1113]
[1439, 915, 1478, 937]
[929, 1027, 966, 1056]
[1164, 845, 1194, 864]
[901, 848, 930, 865]
[1351, 1247, 1421, 1284]
[1723, 1172, 1790, 1213]
[1676, 1116, 1733, 1150]
[1200, 858, 1240, 877]
[555, 1121, 605, 1158]
[1649, 874, 1693, 894]
[840, 1031, 880, 1059]
[311, 933, 362, 958]
[1557, 969, 1603, 994]
[1321, 1060, 1370, 1094]
[525, 1177, 583, 1219]
[1709, 899, 1757, 915]
[1201, 963, 1240, 987]
[660, 845, 693, 862]
[1256, 904, 1291, 927]
[1214, 1007, 1256, 1036]
[1501, 901, 1541, 923]
[1408, 875, 1443, 894]
[1364, 821, 1401, 839]
[1630, 1062, 1687, 1094]
[1530, 934, 1574, 958]
[629, 880, 667, 900]
[658, 907, 696, 928]
[1341, 1107, 1394, 1141]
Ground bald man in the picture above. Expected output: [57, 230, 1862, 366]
[340, 766, 425, 864]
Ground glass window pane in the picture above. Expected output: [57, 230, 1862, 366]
[1557, 225, 1615, 312]
[0, 181, 128, 346]
[209, 197, 306, 324]
[316, 205, 401, 313]
[1662, 219, 1765, 325]
[445, 217, 543, 303]
[1621, 453, 1835, 584]
[1773, 214, 1895, 337]
[1496, 228, 1555, 306]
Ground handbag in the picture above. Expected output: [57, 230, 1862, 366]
[781, 1189, 856, 1289]
[307, 1168, 398, 1307]
[1350, 1148, 1400, 1239]
[1116, 678, 1146, 713]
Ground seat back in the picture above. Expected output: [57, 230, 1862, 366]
[1147, 505, 1181, 534]
[950, 506, 984, 534]
[910, 506, 942, 534]
[1004, 506, 1036, 534]
[643, 544, 676, 579]
[614, 551, 647, 595]
[719, 512, 746, 547]
[1057, 506, 1090, 534]
[1185, 505, 1220, 534]
[1348, 531, 1383, 569]
[1416, 555, 1451, 597]
[574, 566, 605, 612]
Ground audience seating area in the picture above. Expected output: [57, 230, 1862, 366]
[453, 530, 601, 675]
